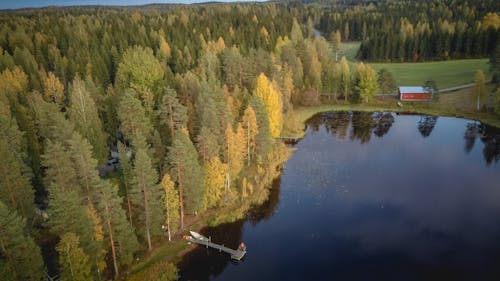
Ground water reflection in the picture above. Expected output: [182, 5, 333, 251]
[179, 112, 500, 281]
[464, 121, 500, 165]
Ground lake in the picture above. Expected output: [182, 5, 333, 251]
[179, 111, 500, 281]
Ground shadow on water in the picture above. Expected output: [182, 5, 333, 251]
[464, 121, 500, 165]
[178, 179, 281, 281]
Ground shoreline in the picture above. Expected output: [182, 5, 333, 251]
[127, 99, 500, 279]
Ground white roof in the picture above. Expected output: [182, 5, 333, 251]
[399, 86, 428, 94]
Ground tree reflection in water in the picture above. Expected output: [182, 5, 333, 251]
[417, 115, 438, 137]
[464, 122, 500, 165]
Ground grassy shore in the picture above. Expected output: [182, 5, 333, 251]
[294, 88, 500, 131]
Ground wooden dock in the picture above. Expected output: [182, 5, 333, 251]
[186, 233, 246, 261]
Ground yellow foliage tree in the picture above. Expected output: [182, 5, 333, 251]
[0, 66, 29, 96]
[241, 106, 259, 165]
[203, 156, 228, 208]
[43, 72, 65, 107]
[254, 73, 283, 138]
[224, 124, 245, 179]
[161, 174, 180, 241]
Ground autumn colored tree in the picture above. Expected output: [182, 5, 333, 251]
[203, 156, 228, 208]
[42, 71, 65, 107]
[339, 56, 351, 102]
[377, 69, 397, 95]
[254, 73, 283, 138]
[241, 106, 259, 165]
[161, 174, 180, 241]
[474, 69, 487, 111]
[354, 63, 379, 103]
[330, 30, 342, 61]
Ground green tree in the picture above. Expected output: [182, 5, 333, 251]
[94, 180, 139, 277]
[116, 46, 164, 112]
[68, 76, 107, 163]
[158, 87, 187, 143]
[167, 129, 204, 229]
[354, 63, 379, 103]
[377, 69, 397, 95]
[0, 201, 44, 281]
[161, 174, 180, 241]
[118, 141, 134, 223]
[56, 232, 92, 281]
[0, 114, 35, 221]
[131, 135, 163, 251]
[117, 90, 153, 146]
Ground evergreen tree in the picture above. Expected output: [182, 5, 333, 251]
[158, 87, 187, 143]
[56, 232, 92, 281]
[118, 141, 134, 223]
[377, 69, 397, 95]
[166, 129, 204, 229]
[0, 114, 35, 221]
[161, 174, 180, 241]
[130, 135, 163, 251]
[117, 90, 153, 146]
[68, 76, 107, 163]
[94, 180, 139, 277]
[0, 201, 44, 281]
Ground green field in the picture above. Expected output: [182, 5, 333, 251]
[336, 42, 490, 89]
[370, 59, 490, 89]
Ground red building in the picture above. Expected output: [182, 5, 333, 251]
[398, 86, 431, 101]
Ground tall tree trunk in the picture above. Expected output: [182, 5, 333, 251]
[104, 201, 119, 278]
[142, 182, 152, 251]
[177, 166, 184, 230]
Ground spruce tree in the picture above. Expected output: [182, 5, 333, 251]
[0, 201, 44, 281]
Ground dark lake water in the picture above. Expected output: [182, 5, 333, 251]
[179, 112, 500, 281]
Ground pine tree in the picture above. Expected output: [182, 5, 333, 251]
[130, 135, 163, 251]
[118, 142, 134, 223]
[94, 180, 139, 277]
[0, 115, 35, 221]
[195, 126, 220, 164]
[42, 140, 78, 190]
[254, 73, 283, 138]
[0, 201, 44, 281]
[117, 90, 153, 146]
[68, 76, 107, 163]
[56, 232, 92, 281]
[158, 87, 187, 143]
[161, 174, 180, 241]
[166, 129, 204, 229]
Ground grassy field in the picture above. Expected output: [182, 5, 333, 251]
[370, 59, 490, 89]
[336, 42, 490, 89]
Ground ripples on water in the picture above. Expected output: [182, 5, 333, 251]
[179, 112, 500, 281]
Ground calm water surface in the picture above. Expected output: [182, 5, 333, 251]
[179, 112, 500, 281]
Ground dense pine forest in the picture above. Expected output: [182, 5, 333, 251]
[319, 0, 500, 61]
[0, 0, 499, 280]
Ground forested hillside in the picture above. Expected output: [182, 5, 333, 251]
[319, 0, 500, 61]
[0, 1, 499, 280]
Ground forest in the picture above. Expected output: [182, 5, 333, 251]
[0, 0, 499, 280]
